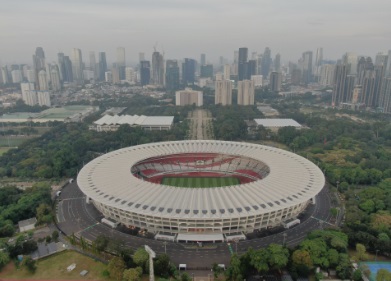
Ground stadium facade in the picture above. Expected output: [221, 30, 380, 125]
[77, 140, 325, 242]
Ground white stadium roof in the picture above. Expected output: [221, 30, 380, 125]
[94, 114, 174, 127]
[77, 140, 324, 220]
[254, 118, 302, 128]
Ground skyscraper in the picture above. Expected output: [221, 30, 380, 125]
[38, 70, 48, 90]
[215, 80, 232, 105]
[117, 47, 126, 80]
[223, 64, 231, 80]
[384, 50, 391, 78]
[261, 47, 272, 77]
[301, 51, 313, 84]
[182, 58, 196, 85]
[71, 48, 84, 84]
[50, 68, 61, 91]
[33, 47, 46, 90]
[140, 61, 151, 86]
[89, 51, 97, 80]
[165, 60, 180, 91]
[314, 48, 323, 77]
[379, 78, 391, 112]
[238, 47, 248, 81]
[274, 53, 281, 72]
[98, 52, 107, 81]
[270, 72, 282, 92]
[237, 80, 255, 105]
[200, 64, 213, 78]
[200, 54, 206, 66]
[151, 51, 165, 86]
[332, 64, 348, 106]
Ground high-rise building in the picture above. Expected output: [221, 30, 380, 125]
[384, 50, 391, 78]
[98, 52, 107, 81]
[270, 72, 282, 92]
[165, 60, 180, 91]
[301, 51, 313, 84]
[1, 66, 9, 84]
[139, 52, 145, 62]
[261, 47, 272, 77]
[223, 65, 231, 80]
[125, 67, 136, 84]
[71, 48, 84, 83]
[238, 47, 248, 81]
[38, 70, 48, 90]
[37, 91, 51, 107]
[361, 70, 376, 107]
[140, 61, 151, 86]
[375, 52, 388, 66]
[200, 64, 213, 78]
[33, 47, 46, 90]
[251, 75, 263, 87]
[105, 71, 112, 83]
[11, 70, 22, 83]
[21, 82, 36, 105]
[237, 80, 255, 105]
[175, 88, 203, 106]
[319, 64, 335, 86]
[215, 80, 232, 105]
[274, 53, 281, 72]
[332, 64, 348, 106]
[314, 48, 323, 77]
[50, 68, 61, 91]
[111, 65, 120, 84]
[379, 78, 391, 112]
[374, 65, 385, 107]
[200, 54, 206, 66]
[116, 47, 126, 80]
[182, 58, 196, 85]
[26, 69, 35, 83]
[343, 52, 358, 75]
[89, 51, 98, 80]
[248, 60, 257, 77]
[151, 51, 165, 86]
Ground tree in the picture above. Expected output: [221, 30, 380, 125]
[108, 257, 126, 281]
[0, 251, 10, 269]
[22, 240, 38, 254]
[51, 230, 59, 242]
[212, 262, 224, 279]
[154, 254, 170, 278]
[123, 267, 143, 281]
[133, 248, 149, 272]
[36, 203, 52, 224]
[23, 256, 37, 273]
[225, 254, 243, 281]
[355, 243, 368, 261]
[291, 249, 313, 269]
[376, 269, 391, 281]
[336, 253, 351, 279]
[267, 244, 289, 271]
[250, 248, 269, 274]
[352, 269, 363, 281]
[94, 235, 109, 252]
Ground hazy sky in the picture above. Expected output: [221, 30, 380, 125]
[1, 0, 391, 65]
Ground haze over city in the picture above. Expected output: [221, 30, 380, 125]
[1, 0, 391, 64]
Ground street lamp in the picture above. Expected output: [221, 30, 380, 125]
[163, 241, 167, 254]
[375, 249, 379, 261]
[336, 181, 340, 193]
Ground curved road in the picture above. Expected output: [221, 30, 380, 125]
[56, 182, 333, 269]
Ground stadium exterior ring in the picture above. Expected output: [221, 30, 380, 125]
[77, 140, 325, 242]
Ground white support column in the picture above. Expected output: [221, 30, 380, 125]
[145, 245, 156, 281]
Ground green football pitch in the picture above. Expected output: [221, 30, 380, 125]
[161, 177, 240, 188]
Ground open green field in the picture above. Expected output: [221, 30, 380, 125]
[162, 177, 240, 188]
[0, 137, 33, 147]
[0, 250, 108, 280]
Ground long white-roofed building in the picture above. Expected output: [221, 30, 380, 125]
[90, 114, 174, 132]
[77, 140, 324, 242]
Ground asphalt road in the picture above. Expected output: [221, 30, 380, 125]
[56, 182, 332, 269]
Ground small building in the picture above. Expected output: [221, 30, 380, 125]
[254, 118, 302, 132]
[90, 114, 174, 132]
[18, 217, 37, 232]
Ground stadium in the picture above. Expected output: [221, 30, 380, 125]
[77, 140, 325, 242]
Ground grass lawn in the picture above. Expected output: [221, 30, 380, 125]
[0, 137, 33, 147]
[162, 177, 240, 188]
[0, 250, 108, 280]
[0, 147, 11, 155]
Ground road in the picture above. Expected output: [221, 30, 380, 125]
[56, 182, 333, 269]
[188, 109, 214, 140]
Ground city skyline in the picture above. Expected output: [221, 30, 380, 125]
[1, 0, 391, 64]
